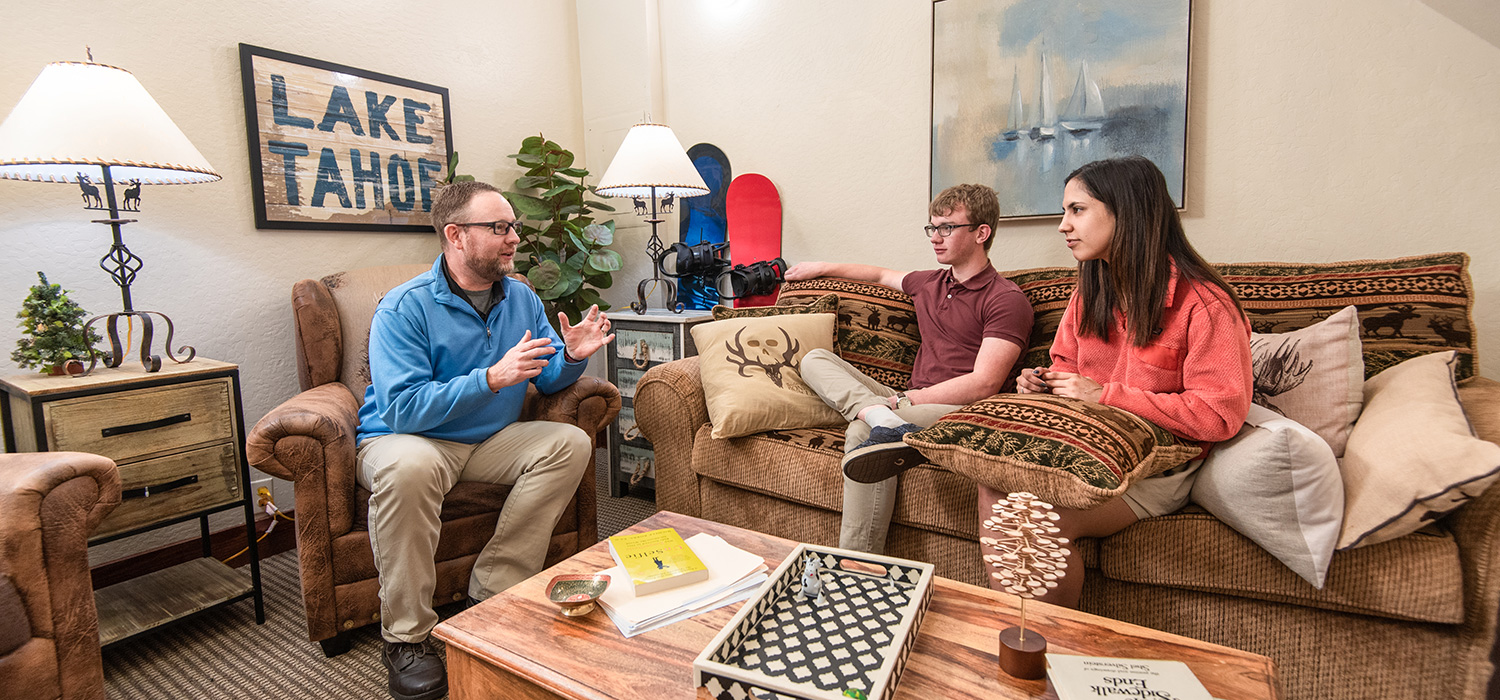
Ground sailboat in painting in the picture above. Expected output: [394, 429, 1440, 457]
[1059, 60, 1106, 134]
[1029, 49, 1055, 141]
[1001, 67, 1024, 141]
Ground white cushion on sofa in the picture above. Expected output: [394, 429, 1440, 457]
[1191, 404, 1345, 588]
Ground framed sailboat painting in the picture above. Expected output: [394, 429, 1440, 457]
[931, 0, 1193, 219]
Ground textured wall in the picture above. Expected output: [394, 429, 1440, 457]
[608, 0, 1498, 375]
[1, 1, 586, 556]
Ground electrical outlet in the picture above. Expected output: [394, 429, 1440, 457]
[251, 478, 273, 508]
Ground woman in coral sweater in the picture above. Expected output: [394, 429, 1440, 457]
[988, 156, 1253, 607]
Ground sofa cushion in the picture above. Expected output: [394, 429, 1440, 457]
[904, 394, 1200, 509]
[1249, 305, 1365, 456]
[0, 573, 29, 656]
[1099, 506, 1464, 624]
[1000, 253, 1477, 381]
[691, 314, 846, 439]
[1217, 252, 1477, 380]
[712, 293, 839, 322]
[779, 278, 922, 390]
[1339, 351, 1500, 549]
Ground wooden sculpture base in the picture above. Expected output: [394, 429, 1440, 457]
[998, 626, 1048, 680]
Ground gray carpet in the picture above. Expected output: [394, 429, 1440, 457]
[102, 449, 656, 699]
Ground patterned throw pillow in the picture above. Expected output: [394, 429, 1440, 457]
[904, 394, 1201, 510]
[1249, 305, 1365, 456]
[710, 294, 841, 356]
[1338, 351, 1500, 549]
[1000, 266, 1077, 373]
[779, 278, 922, 390]
[690, 314, 846, 439]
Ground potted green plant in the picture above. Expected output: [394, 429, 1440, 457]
[12, 272, 101, 375]
[503, 135, 621, 326]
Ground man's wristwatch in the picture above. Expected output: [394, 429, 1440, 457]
[892, 392, 913, 410]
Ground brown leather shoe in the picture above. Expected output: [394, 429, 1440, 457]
[381, 639, 447, 700]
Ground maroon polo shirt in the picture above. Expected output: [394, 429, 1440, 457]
[901, 265, 1033, 392]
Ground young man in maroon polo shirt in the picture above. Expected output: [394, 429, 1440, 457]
[784, 184, 1033, 553]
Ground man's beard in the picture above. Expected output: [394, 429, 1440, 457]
[469, 254, 516, 281]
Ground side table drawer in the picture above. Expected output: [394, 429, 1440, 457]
[44, 378, 234, 462]
[615, 328, 677, 367]
[93, 441, 242, 540]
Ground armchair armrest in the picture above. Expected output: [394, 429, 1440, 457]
[246, 383, 360, 483]
[635, 357, 709, 517]
[521, 376, 622, 439]
[0, 451, 118, 700]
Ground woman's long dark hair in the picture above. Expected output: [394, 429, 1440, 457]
[1066, 156, 1242, 346]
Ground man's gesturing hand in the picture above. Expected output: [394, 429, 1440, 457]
[559, 305, 614, 361]
[486, 330, 557, 391]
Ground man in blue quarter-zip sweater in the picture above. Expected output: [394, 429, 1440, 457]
[354, 181, 614, 700]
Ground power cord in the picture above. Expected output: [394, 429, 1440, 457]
[223, 487, 293, 564]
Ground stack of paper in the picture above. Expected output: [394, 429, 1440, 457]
[597, 533, 767, 638]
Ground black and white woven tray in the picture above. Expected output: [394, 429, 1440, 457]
[693, 544, 935, 700]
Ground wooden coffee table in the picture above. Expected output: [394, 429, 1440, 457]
[434, 511, 1280, 699]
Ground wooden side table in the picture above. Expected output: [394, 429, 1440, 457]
[0, 358, 265, 646]
[605, 309, 714, 498]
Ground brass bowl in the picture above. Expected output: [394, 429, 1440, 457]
[546, 573, 609, 617]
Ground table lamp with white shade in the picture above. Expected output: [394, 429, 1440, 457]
[594, 122, 708, 313]
[0, 53, 220, 374]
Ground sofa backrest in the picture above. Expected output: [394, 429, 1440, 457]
[1004, 252, 1478, 380]
[780, 278, 923, 389]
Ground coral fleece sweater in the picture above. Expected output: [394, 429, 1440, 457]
[1049, 268, 1253, 447]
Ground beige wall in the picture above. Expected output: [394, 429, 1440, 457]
[0, 1, 586, 555]
[591, 0, 1498, 373]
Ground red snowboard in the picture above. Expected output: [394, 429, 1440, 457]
[726, 174, 783, 307]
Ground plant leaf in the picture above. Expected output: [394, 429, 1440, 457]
[522, 135, 545, 150]
[504, 192, 552, 219]
[581, 223, 614, 246]
[527, 260, 563, 290]
[514, 175, 550, 189]
[540, 183, 581, 198]
[557, 204, 583, 216]
[558, 167, 589, 177]
[588, 249, 623, 272]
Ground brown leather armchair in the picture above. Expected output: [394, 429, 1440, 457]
[246, 265, 620, 656]
[0, 451, 120, 700]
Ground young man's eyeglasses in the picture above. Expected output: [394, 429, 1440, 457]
[458, 220, 524, 235]
[922, 222, 981, 238]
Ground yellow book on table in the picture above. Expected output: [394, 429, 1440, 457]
[607, 527, 710, 595]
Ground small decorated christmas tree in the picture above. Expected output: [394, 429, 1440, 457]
[12, 272, 101, 374]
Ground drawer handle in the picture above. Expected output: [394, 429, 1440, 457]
[122, 475, 198, 500]
[101, 412, 192, 438]
[632, 340, 650, 369]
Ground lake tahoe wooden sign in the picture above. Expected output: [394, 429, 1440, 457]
[238, 44, 453, 231]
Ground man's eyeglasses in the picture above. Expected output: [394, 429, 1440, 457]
[458, 220, 524, 236]
[923, 222, 981, 238]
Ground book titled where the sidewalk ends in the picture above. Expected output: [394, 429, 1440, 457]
[1046, 654, 1213, 700]
[608, 527, 710, 595]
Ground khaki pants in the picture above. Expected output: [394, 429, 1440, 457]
[800, 349, 957, 554]
[357, 421, 591, 643]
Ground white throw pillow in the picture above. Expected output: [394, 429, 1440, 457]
[1249, 305, 1364, 456]
[1337, 351, 1500, 549]
[1190, 404, 1344, 588]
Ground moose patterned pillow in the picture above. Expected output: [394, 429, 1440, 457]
[1249, 305, 1365, 456]
[690, 313, 846, 439]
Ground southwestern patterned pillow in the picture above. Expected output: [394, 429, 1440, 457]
[904, 394, 1201, 510]
[1000, 266, 1077, 372]
[710, 293, 841, 358]
[779, 278, 922, 390]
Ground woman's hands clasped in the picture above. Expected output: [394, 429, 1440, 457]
[1015, 367, 1103, 402]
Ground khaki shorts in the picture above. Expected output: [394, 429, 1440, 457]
[1121, 458, 1205, 520]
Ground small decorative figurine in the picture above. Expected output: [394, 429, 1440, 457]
[798, 553, 827, 606]
[981, 491, 1070, 680]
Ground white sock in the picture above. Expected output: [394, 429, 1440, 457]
[859, 405, 905, 430]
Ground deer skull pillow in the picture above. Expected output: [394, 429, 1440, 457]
[1249, 305, 1365, 456]
[691, 313, 845, 439]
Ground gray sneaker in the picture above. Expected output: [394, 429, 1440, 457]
[842, 423, 929, 483]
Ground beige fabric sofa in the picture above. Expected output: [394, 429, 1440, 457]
[635, 253, 1497, 699]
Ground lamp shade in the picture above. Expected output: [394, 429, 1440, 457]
[594, 122, 708, 199]
[0, 61, 220, 185]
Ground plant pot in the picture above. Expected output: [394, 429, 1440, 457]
[46, 360, 85, 376]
